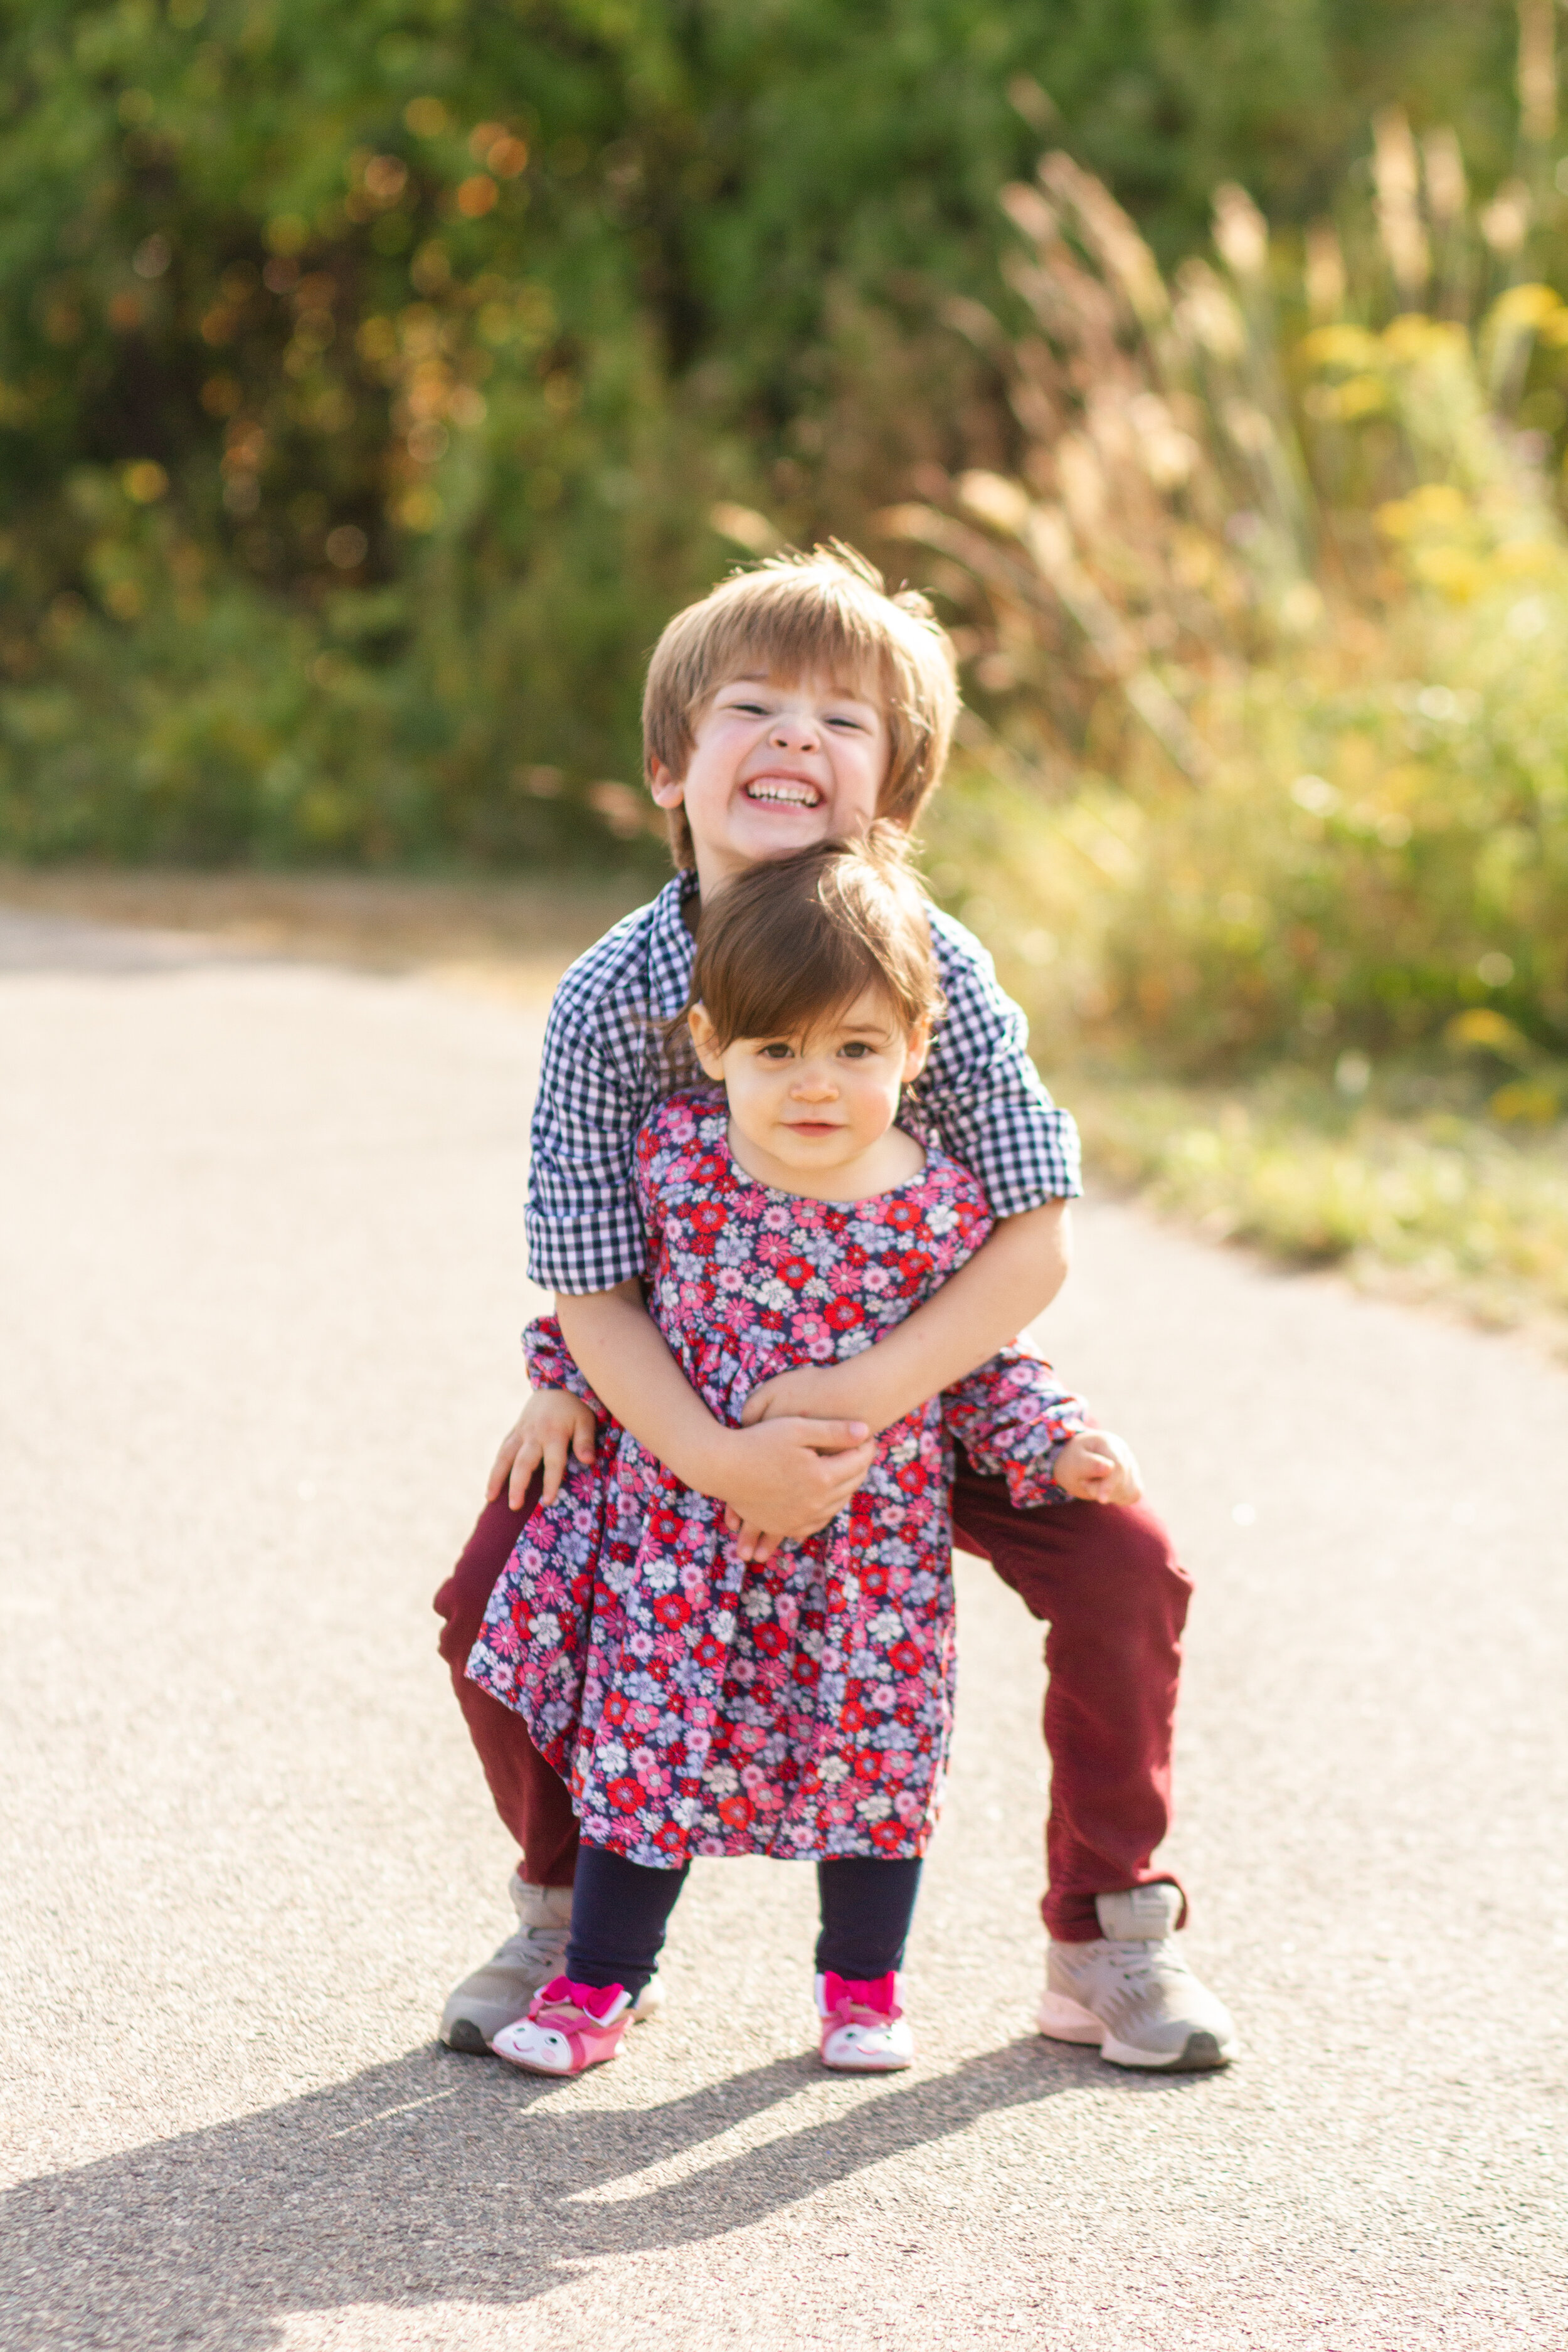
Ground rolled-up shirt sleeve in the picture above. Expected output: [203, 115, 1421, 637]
[919, 913, 1083, 1213]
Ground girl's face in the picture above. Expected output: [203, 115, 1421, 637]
[689, 986, 930, 1197]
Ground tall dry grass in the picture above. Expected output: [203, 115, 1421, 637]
[889, 96, 1568, 1099]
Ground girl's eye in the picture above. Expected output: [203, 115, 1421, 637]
[759, 1042, 793, 1059]
[839, 1041, 872, 1059]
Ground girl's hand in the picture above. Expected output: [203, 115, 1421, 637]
[1051, 1429, 1143, 1507]
[706, 1417, 876, 1561]
[485, 1389, 598, 1510]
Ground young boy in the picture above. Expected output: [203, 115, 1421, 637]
[435, 546, 1237, 2070]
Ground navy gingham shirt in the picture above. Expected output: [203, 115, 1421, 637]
[527, 872, 1083, 1295]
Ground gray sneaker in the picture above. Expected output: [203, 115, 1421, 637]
[440, 1871, 664, 2053]
[1037, 1883, 1238, 2070]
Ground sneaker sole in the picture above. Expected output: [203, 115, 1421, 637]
[1036, 1990, 1236, 2071]
[442, 2017, 492, 2057]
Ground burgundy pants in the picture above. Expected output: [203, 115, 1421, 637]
[435, 1456, 1192, 1942]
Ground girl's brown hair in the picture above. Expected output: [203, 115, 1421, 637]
[643, 543, 960, 869]
[682, 828, 943, 1052]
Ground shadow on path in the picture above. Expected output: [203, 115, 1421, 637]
[1, 2037, 1203, 2346]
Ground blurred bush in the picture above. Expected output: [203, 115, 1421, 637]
[0, 0, 1522, 863]
[899, 105, 1568, 1078]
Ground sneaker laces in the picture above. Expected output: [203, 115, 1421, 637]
[1098, 1936, 1195, 1993]
[494, 1917, 569, 1969]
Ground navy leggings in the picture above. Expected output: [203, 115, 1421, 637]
[566, 1845, 923, 1998]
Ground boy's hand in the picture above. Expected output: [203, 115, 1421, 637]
[1052, 1429, 1143, 1507]
[709, 1417, 877, 1562]
[485, 1388, 599, 1510]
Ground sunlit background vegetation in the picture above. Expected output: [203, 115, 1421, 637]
[3, 0, 1567, 1332]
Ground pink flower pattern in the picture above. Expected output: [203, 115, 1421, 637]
[467, 1094, 1084, 1868]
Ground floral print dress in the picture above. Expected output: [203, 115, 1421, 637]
[467, 1093, 1084, 1870]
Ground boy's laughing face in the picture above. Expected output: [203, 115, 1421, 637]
[649, 669, 890, 892]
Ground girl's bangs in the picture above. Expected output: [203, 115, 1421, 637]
[704, 925, 884, 1049]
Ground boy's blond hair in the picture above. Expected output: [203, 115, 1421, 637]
[642, 543, 960, 870]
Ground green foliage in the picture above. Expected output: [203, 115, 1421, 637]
[0, 0, 1523, 862]
[1070, 1066, 1568, 1334]
[1081, 628, 1568, 1071]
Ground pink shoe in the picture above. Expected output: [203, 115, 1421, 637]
[489, 1976, 633, 2077]
[815, 1971, 915, 2072]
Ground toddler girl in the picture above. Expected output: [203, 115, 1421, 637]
[466, 833, 1093, 2076]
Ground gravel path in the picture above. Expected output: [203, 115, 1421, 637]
[2, 911, 1565, 2351]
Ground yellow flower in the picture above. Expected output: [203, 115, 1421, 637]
[1299, 324, 1380, 371]
[1485, 282, 1563, 336]
[1411, 544, 1486, 599]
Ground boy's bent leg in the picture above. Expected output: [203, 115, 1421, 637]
[951, 1464, 1190, 1942]
[951, 1463, 1237, 2068]
[433, 1485, 580, 1888]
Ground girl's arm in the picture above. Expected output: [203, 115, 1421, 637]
[741, 1197, 1070, 1436]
